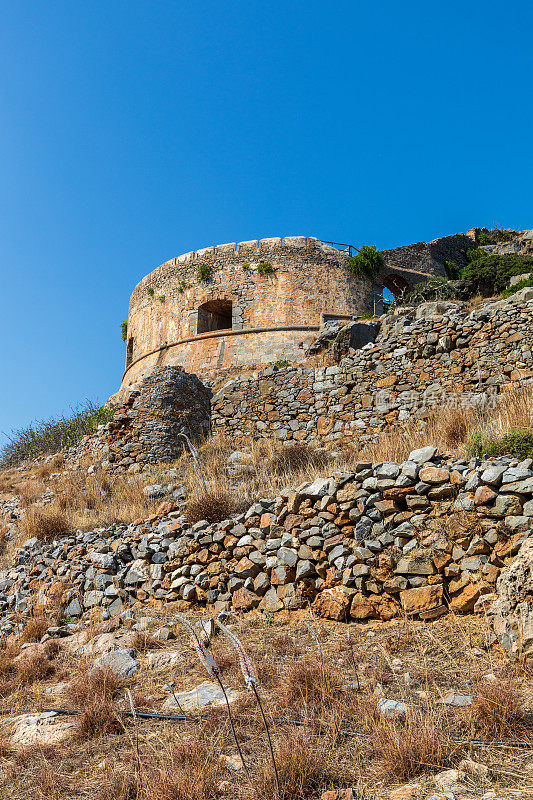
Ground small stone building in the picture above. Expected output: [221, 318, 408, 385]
[120, 236, 377, 392]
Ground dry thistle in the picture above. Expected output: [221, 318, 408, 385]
[216, 617, 279, 796]
[175, 614, 251, 782]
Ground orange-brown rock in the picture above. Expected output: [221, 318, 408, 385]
[311, 587, 350, 620]
[400, 583, 443, 616]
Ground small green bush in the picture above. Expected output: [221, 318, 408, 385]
[348, 245, 383, 279]
[462, 254, 533, 295]
[466, 248, 485, 263]
[120, 321, 128, 342]
[501, 276, 533, 298]
[492, 227, 516, 243]
[257, 261, 274, 276]
[274, 359, 289, 368]
[444, 260, 460, 280]
[147, 287, 155, 297]
[177, 280, 188, 294]
[242, 262, 250, 271]
[468, 427, 533, 460]
[197, 263, 212, 282]
[477, 230, 493, 246]
[159, 295, 166, 303]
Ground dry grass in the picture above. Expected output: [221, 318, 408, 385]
[186, 489, 243, 524]
[470, 675, 533, 738]
[131, 632, 166, 652]
[18, 616, 52, 644]
[283, 658, 343, 709]
[0, 639, 59, 699]
[253, 727, 340, 800]
[66, 667, 127, 740]
[370, 715, 458, 780]
[20, 506, 70, 543]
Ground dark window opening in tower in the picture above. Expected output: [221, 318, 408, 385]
[197, 300, 233, 334]
[126, 337, 135, 368]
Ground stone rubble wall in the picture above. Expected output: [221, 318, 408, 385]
[212, 294, 533, 448]
[380, 233, 475, 283]
[68, 367, 211, 471]
[3, 449, 533, 623]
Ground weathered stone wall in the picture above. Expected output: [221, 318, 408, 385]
[121, 237, 375, 392]
[379, 233, 475, 287]
[212, 294, 533, 447]
[96, 367, 211, 469]
[5, 450, 533, 622]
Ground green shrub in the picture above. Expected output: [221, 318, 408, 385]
[348, 245, 383, 279]
[257, 261, 274, 276]
[492, 227, 516, 243]
[147, 287, 155, 296]
[197, 263, 212, 282]
[468, 427, 533, 460]
[500, 276, 533, 298]
[466, 248, 486, 263]
[120, 321, 128, 342]
[462, 254, 533, 295]
[477, 230, 493, 246]
[274, 359, 289, 368]
[158, 295, 166, 303]
[242, 262, 250, 271]
[444, 260, 460, 280]
[0, 402, 116, 467]
[177, 280, 188, 294]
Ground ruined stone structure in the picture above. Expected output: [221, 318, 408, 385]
[120, 236, 377, 393]
[378, 232, 475, 297]
[118, 231, 476, 397]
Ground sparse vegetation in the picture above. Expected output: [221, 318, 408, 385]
[197, 263, 212, 282]
[20, 506, 71, 543]
[501, 275, 533, 297]
[0, 401, 115, 467]
[257, 261, 274, 276]
[146, 287, 155, 296]
[159, 295, 166, 303]
[120, 321, 128, 341]
[347, 245, 383, 279]
[468, 427, 533, 460]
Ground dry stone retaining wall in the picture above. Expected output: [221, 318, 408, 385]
[3, 450, 533, 625]
[212, 294, 533, 448]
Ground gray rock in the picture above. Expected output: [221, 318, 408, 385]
[90, 648, 140, 678]
[408, 446, 437, 465]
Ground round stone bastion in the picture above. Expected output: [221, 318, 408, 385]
[119, 236, 375, 392]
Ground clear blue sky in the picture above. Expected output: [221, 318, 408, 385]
[1, 0, 532, 442]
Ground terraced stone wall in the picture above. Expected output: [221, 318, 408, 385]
[212, 295, 533, 448]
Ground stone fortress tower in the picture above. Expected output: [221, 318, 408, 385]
[119, 236, 377, 392]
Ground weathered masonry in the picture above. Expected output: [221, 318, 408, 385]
[120, 237, 377, 392]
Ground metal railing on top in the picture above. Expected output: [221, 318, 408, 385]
[319, 240, 359, 257]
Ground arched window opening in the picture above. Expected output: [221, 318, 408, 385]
[197, 299, 233, 334]
[381, 274, 410, 310]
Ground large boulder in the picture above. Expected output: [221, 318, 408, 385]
[488, 538, 533, 664]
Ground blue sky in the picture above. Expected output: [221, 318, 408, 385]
[1, 0, 532, 443]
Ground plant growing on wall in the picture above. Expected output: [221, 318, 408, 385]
[242, 262, 250, 271]
[177, 280, 189, 294]
[120, 321, 128, 341]
[146, 286, 155, 296]
[197, 263, 212, 282]
[257, 261, 274, 276]
[348, 245, 383, 279]
[159, 295, 166, 303]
